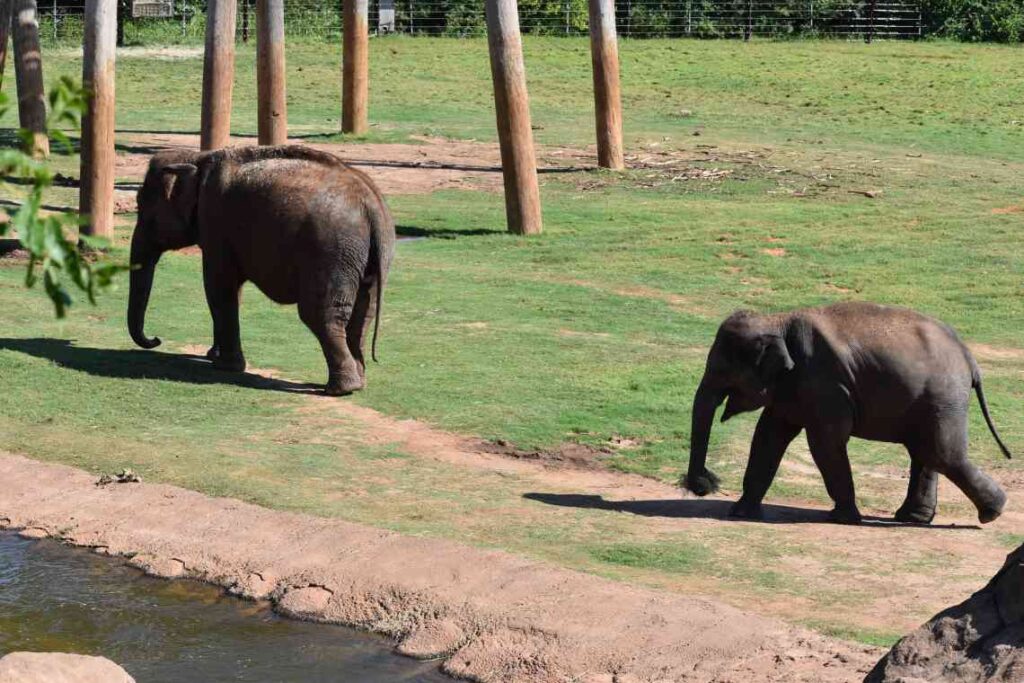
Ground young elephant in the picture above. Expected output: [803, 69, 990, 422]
[128, 145, 395, 395]
[683, 302, 1011, 524]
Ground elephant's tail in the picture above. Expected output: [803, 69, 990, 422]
[970, 362, 1013, 459]
[368, 198, 394, 365]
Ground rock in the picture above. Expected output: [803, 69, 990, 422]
[866, 543, 1024, 683]
[0, 652, 134, 683]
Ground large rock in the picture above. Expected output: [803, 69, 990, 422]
[866, 543, 1024, 683]
[0, 652, 135, 683]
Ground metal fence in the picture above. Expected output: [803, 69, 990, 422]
[36, 0, 923, 44]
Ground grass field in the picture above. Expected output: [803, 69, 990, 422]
[1, 37, 1023, 646]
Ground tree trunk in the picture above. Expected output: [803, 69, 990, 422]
[588, 0, 624, 169]
[200, 0, 236, 150]
[485, 0, 542, 235]
[12, 0, 48, 156]
[256, 0, 286, 144]
[79, 0, 117, 238]
[341, 0, 368, 134]
[0, 0, 13, 90]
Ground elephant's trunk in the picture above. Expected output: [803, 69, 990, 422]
[683, 376, 726, 496]
[127, 231, 162, 350]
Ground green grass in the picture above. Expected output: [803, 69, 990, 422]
[1, 37, 1022, 645]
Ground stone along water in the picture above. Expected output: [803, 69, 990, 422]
[0, 532, 449, 682]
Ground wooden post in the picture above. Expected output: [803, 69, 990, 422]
[79, 0, 116, 238]
[588, 0, 623, 170]
[256, 0, 286, 144]
[341, 0, 368, 134]
[485, 0, 542, 235]
[200, 0, 236, 151]
[0, 0, 13, 89]
[12, 0, 48, 156]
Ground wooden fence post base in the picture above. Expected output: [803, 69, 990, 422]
[79, 0, 116, 239]
[257, 0, 287, 144]
[588, 0, 624, 170]
[341, 0, 368, 134]
[200, 0, 237, 151]
[12, 0, 48, 157]
[485, 0, 542, 236]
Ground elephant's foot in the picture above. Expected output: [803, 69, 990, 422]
[324, 373, 365, 397]
[828, 503, 862, 525]
[893, 504, 936, 525]
[212, 351, 246, 373]
[729, 498, 764, 521]
[977, 498, 1005, 524]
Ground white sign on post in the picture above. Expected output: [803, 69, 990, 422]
[132, 0, 173, 18]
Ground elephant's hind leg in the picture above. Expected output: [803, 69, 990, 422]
[921, 412, 1006, 524]
[345, 277, 377, 383]
[298, 272, 364, 396]
[894, 456, 939, 524]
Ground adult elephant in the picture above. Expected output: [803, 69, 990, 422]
[128, 145, 395, 396]
[683, 302, 1011, 524]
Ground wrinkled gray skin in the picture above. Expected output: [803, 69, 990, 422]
[128, 145, 395, 396]
[684, 302, 1011, 524]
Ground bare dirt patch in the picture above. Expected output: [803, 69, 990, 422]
[0, 452, 879, 683]
[968, 343, 1024, 362]
[113, 133, 597, 206]
[991, 204, 1024, 215]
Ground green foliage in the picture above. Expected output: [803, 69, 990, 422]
[921, 0, 1024, 42]
[0, 77, 127, 318]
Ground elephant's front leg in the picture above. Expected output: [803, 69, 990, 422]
[806, 421, 861, 524]
[730, 410, 803, 520]
[298, 274, 364, 396]
[202, 253, 246, 372]
[894, 456, 939, 524]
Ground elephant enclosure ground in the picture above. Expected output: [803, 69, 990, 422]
[1, 37, 1023, 678]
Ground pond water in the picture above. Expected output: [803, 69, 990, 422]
[0, 532, 449, 682]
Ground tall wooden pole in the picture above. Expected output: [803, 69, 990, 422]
[485, 0, 542, 235]
[79, 0, 116, 238]
[588, 0, 623, 169]
[0, 0, 13, 90]
[12, 0, 47, 156]
[256, 0, 286, 144]
[200, 0, 236, 151]
[341, 0, 368, 134]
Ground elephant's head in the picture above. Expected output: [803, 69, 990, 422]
[683, 311, 794, 496]
[127, 151, 202, 350]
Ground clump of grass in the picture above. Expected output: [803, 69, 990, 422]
[588, 542, 710, 574]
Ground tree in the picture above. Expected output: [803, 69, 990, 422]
[0, 77, 126, 317]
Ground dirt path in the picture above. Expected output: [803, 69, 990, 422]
[0, 452, 879, 683]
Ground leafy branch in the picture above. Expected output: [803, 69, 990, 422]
[0, 76, 127, 317]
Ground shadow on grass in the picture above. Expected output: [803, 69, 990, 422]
[396, 224, 501, 239]
[0, 337, 322, 395]
[523, 493, 980, 530]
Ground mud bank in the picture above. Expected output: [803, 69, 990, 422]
[0, 452, 878, 682]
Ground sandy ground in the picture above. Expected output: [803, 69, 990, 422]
[0, 451, 879, 683]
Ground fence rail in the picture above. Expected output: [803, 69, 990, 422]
[36, 0, 923, 44]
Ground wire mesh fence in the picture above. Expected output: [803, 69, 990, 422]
[36, 0, 923, 45]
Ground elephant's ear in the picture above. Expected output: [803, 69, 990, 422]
[756, 334, 794, 386]
[161, 163, 199, 218]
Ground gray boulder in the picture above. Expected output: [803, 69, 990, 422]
[0, 652, 134, 683]
[866, 543, 1024, 683]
